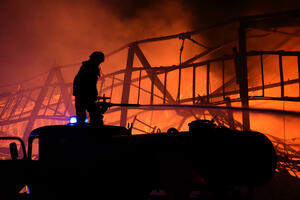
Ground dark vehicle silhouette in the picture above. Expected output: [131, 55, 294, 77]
[0, 98, 277, 200]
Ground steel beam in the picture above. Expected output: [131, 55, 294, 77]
[206, 63, 210, 103]
[260, 54, 265, 96]
[132, 43, 176, 103]
[238, 23, 250, 131]
[22, 69, 56, 145]
[279, 55, 285, 98]
[54, 67, 75, 116]
[120, 46, 134, 127]
[193, 65, 196, 104]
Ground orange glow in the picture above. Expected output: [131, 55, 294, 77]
[0, 2, 300, 183]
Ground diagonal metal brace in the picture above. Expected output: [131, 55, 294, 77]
[132, 43, 176, 103]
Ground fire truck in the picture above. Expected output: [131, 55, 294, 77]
[0, 101, 277, 200]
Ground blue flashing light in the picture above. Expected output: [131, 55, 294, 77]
[69, 117, 77, 124]
[69, 117, 88, 124]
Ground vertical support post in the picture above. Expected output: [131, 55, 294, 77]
[193, 65, 196, 104]
[260, 53, 265, 97]
[206, 63, 210, 103]
[99, 77, 104, 96]
[110, 75, 115, 100]
[137, 70, 142, 104]
[120, 46, 134, 127]
[238, 23, 250, 131]
[163, 71, 167, 104]
[298, 56, 300, 97]
[177, 68, 182, 103]
[279, 55, 284, 98]
[150, 74, 154, 105]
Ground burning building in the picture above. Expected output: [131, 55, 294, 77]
[0, 0, 300, 199]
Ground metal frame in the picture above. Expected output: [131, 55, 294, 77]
[0, 11, 299, 173]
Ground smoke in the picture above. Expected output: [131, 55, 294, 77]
[0, 0, 194, 86]
[181, 0, 300, 27]
[1, 0, 300, 85]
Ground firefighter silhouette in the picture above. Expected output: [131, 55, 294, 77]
[73, 51, 106, 126]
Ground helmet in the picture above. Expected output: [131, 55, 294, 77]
[89, 51, 104, 62]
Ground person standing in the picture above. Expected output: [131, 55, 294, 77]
[73, 51, 104, 126]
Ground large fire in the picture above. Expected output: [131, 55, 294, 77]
[0, 0, 300, 184]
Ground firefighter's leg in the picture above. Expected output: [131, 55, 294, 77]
[75, 100, 86, 125]
[87, 103, 103, 126]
